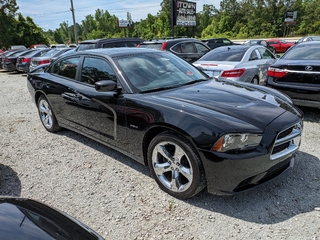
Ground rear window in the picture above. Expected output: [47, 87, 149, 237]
[199, 47, 247, 61]
[137, 43, 163, 50]
[282, 44, 320, 60]
[42, 49, 59, 57]
[124, 41, 142, 47]
[77, 43, 96, 51]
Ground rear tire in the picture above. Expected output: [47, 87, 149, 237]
[147, 131, 206, 199]
[37, 95, 61, 132]
[251, 76, 259, 84]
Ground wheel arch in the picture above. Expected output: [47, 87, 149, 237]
[142, 124, 199, 166]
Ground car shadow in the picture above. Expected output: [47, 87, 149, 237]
[55, 129, 319, 225]
[299, 106, 320, 122]
[187, 150, 319, 224]
[0, 164, 21, 196]
[55, 130, 150, 177]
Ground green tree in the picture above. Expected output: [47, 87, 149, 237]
[14, 13, 49, 47]
[0, 0, 18, 48]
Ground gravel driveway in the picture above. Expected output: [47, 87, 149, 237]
[0, 71, 319, 240]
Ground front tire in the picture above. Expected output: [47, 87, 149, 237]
[147, 131, 206, 199]
[37, 95, 61, 132]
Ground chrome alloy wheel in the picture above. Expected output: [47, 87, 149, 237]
[39, 99, 53, 129]
[151, 141, 193, 193]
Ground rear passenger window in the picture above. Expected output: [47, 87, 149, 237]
[52, 57, 79, 79]
[258, 47, 275, 59]
[81, 57, 117, 85]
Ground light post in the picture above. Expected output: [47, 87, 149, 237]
[70, 0, 78, 44]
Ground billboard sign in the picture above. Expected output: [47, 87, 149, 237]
[175, 1, 196, 26]
[118, 19, 132, 28]
[284, 11, 297, 25]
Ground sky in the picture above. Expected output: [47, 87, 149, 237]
[15, 0, 221, 31]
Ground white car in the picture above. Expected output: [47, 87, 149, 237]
[193, 45, 277, 84]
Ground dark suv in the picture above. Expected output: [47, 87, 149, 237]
[137, 38, 210, 63]
[201, 38, 239, 49]
[76, 38, 144, 51]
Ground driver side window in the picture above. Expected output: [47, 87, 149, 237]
[81, 57, 117, 85]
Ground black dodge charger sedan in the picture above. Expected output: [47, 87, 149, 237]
[27, 48, 303, 199]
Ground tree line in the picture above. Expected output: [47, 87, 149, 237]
[1, 0, 320, 49]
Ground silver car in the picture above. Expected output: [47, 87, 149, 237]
[193, 45, 277, 84]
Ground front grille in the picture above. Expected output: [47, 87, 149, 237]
[270, 122, 303, 161]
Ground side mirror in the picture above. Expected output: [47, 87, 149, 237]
[95, 80, 117, 92]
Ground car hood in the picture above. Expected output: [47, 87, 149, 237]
[144, 79, 301, 131]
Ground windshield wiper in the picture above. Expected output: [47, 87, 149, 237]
[180, 78, 208, 86]
[140, 86, 178, 93]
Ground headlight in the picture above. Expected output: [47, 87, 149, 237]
[211, 133, 262, 152]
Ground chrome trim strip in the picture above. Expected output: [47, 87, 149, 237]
[270, 122, 302, 161]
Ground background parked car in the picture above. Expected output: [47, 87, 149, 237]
[2, 49, 34, 72]
[50, 44, 68, 48]
[30, 44, 48, 49]
[16, 48, 51, 72]
[29, 48, 72, 72]
[0, 49, 27, 69]
[76, 37, 144, 51]
[243, 39, 276, 54]
[193, 45, 277, 84]
[137, 37, 210, 63]
[266, 41, 320, 108]
[266, 38, 294, 53]
[10, 45, 27, 50]
[0, 197, 104, 240]
[201, 37, 239, 49]
[27, 47, 302, 199]
[295, 36, 320, 44]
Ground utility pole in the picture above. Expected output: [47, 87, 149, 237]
[70, 0, 78, 44]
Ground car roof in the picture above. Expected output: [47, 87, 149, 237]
[215, 45, 251, 50]
[69, 47, 161, 58]
[79, 37, 144, 44]
[141, 37, 201, 43]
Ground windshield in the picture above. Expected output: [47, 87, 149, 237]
[115, 52, 208, 93]
[199, 47, 247, 62]
[77, 43, 96, 51]
[282, 44, 320, 60]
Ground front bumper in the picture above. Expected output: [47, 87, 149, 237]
[200, 111, 302, 195]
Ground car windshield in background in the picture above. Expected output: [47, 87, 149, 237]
[115, 52, 208, 93]
[282, 44, 320, 60]
[199, 47, 247, 62]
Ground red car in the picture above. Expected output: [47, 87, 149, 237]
[266, 38, 294, 53]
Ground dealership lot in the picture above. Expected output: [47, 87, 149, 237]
[0, 71, 319, 239]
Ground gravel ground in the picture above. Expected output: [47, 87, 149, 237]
[0, 71, 319, 240]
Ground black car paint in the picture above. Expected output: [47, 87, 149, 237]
[0, 197, 104, 240]
[27, 48, 303, 195]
